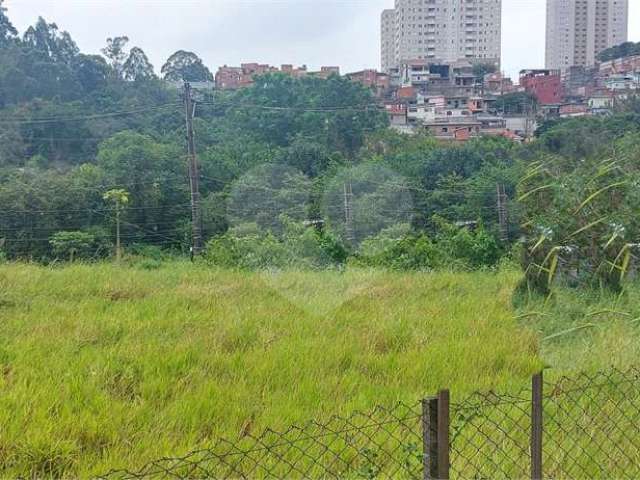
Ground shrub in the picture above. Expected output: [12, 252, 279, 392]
[354, 232, 438, 270]
[354, 220, 502, 271]
[518, 134, 640, 292]
[49, 231, 97, 262]
[434, 218, 502, 269]
[204, 221, 348, 270]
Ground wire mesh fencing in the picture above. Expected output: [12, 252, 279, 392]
[100, 402, 424, 479]
[543, 367, 640, 479]
[449, 388, 532, 479]
[100, 365, 640, 479]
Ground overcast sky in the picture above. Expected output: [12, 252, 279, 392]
[5, 0, 640, 80]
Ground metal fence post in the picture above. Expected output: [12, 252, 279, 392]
[422, 391, 450, 480]
[422, 396, 439, 480]
[531, 372, 544, 480]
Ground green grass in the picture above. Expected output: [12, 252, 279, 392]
[518, 283, 640, 371]
[0, 262, 543, 476]
[1, 262, 638, 477]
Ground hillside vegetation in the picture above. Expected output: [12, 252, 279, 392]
[1, 2, 639, 270]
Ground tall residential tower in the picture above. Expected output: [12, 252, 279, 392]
[545, 0, 629, 71]
[380, 0, 502, 73]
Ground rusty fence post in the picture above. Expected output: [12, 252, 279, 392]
[531, 372, 544, 480]
[422, 390, 450, 480]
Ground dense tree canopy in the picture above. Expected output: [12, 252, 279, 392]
[0, 0, 17, 46]
[122, 47, 156, 82]
[0, 5, 638, 270]
[597, 41, 640, 62]
[101, 36, 129, 76]
[22, 17, 79, 65]
[161, 50, 213, 82]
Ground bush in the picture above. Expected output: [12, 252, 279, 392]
[124, 244, 176, 269]
[49, 231, 97, 262]
[204, 219, 502, 272]
[204, 219, 349, 270]
[434, 218, 502, 269]
[355, 234, 438, 270]
[354, 220, 502, 271]
[518, 133, 640, 292]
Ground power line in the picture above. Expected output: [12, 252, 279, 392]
[1, 203, 193, 215]
[196, 101, 385, 113]
[0, 100, 384, 128]
[0, 103, 181, 126]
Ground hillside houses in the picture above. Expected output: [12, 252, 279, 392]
[209, 50, 639, 142]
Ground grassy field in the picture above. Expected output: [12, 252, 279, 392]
[0, 262, 638, 476]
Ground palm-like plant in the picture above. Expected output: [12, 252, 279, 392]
[518, 134, 640, 293]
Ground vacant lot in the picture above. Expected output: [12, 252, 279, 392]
[2, 263, 638, 476]
[0, 263, 544, 476]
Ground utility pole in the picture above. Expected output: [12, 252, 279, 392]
[496, 183, 509, 242]
[343, 179, 355, 246]
[103, 188, 129, 263]
[115, 207, 122, 262]
[184, 82, 203, 255]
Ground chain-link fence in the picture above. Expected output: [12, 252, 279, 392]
[544, 367, 640, 479]
[449, 388, 531, 479]
[100, 402, 423, 479]
[101, 366, 640, 479]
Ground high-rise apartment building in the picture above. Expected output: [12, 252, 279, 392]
[380, 0, 502, 73]
[381, 9, 397, 73]
[545, 0, 629, 71]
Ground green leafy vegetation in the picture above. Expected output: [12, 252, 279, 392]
[519, 132, 640, 292]
[0, 0, 638, 270]
[0, 3, 640, 477]
[597, 41, 640, 62]
[495, 91, 538, 115]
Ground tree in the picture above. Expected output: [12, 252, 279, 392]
[73, 54, 110, 92]
[472, 62, 497, 81]
[0, 127, 26, 166]
[122, 47, 156, 82]
[103, 189, 129, 261]
[22, 17, 79, 65]
[495, 91, 538, 115]
[161, 50, 213, 82]
[597, 41, 640, 62]
[0, 0, 17, 46]
[225, 73, 388, 153]
[50, 231, 96, 262]
[101, 35, 129, 78]
[102, 36, 129, 64]
[101, 36, 131, 79]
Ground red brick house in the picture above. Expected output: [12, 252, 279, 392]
[519, 69, 563, 105]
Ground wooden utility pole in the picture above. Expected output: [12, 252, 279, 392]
[496, 183, 509, 242]
[184, 82, 203, 255]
